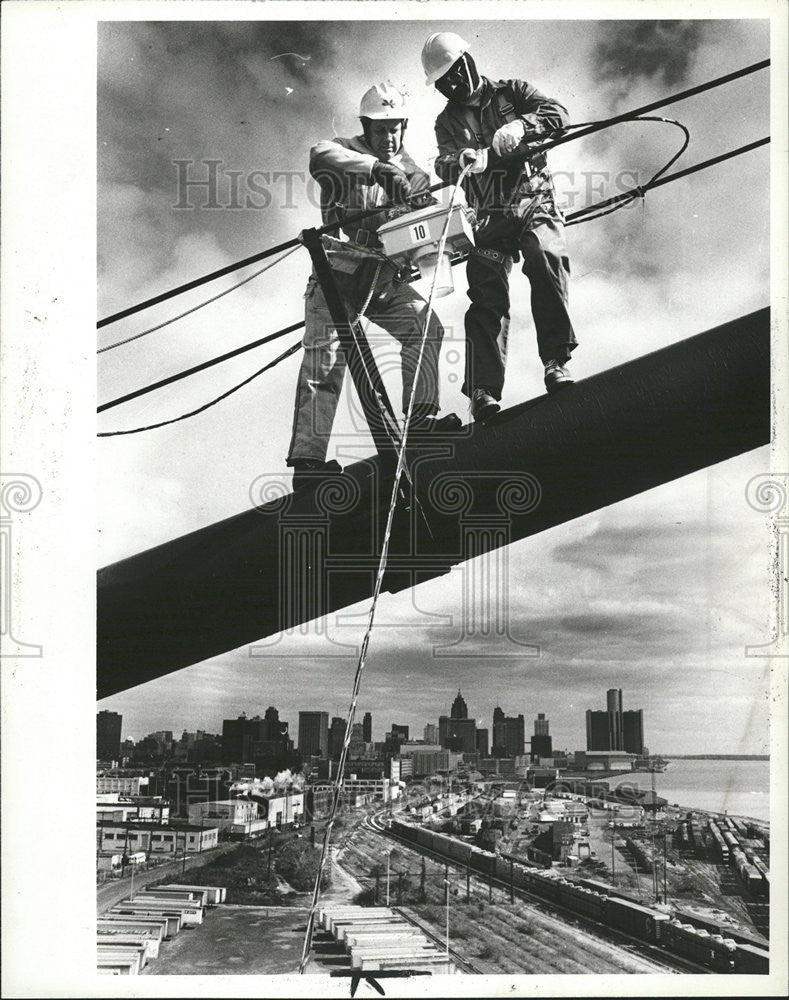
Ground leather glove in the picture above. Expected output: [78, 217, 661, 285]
[371, 161, 412, 203]
[491, 120, 528, 156]
[459, 147, 489, 174]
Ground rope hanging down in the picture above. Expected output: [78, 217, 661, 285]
[297, 162, 475, 975]
[96, 58, 769, 330]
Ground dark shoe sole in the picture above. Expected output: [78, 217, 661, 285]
[472, 400, 501, 423]
[545, 378, 575, 395]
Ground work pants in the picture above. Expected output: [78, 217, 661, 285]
[287, 274, 444, 465]
[462, 215, 577, 400]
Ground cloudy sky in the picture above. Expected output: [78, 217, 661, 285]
[95, 15, 775, 754]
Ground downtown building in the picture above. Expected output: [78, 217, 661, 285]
[492, 706, 525, 757]
[97, 710, 122, 762]
[298, 711, 329, 758]
[222, 708, 300, 776]
[439, 691, 477, 754]
[585, 688, 645, 756]
[531, 712, 553, 760]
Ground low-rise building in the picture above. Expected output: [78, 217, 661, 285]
[573, 750, 637, 772]
[96, 773, 150, 796]
[188, 798, 258, 832]
[96, 821, 219, 855]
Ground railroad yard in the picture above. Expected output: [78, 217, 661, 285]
[336, 818, 672, 974]
[98, 795, 769, 976]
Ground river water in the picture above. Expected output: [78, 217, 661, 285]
[607, 758, 770, 823]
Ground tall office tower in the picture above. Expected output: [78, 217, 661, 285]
[475, 727, 489, 758]
[531, 712, 553, 758]
[390, 724, 410, 743]
[298, 711, 329, 758]
[424, 723, 438, 744]
[622, 709, 645, 755]
[222, 713, 267, 764]
[606, 688, 624, 750]
[443, 718, 476, 753]
[328, 716, 347, 759]
[586, 709, 608, 750]
[492, 706, 506, 755]
[492, 708, 524, 757]
[362, 712, 372, 743]
[586, 689, 644, 753]
[450, 690, 468, 719]
[263, 705, 289, 741]
[97, 710, 122, 761]
[504, 714, 525, 757]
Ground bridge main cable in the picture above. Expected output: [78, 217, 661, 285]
[97, 308, 770, 697]
[96, 58, 769, 330]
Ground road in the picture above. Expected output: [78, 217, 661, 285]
[96, 843, 238, 913]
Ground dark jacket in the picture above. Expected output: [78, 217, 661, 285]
[434, 78, 569, 225]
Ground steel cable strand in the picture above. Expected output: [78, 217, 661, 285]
[558, 116, 690, 226]
[95, 57, 769, 330]
[97, 340, 301, 436]
[98, 244, 302, 354]
[96, 131, 768, 417]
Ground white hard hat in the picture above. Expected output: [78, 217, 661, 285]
[359, 82, 408, 120]
[421, 32, 471, 86]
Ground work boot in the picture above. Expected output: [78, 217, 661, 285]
[291, 459, 343, 494]
[470, 388, 501, 423]
[544, 359, 574, 393]
[408, 411, 463, 437]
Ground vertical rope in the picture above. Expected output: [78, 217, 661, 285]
[298, 166, 473, 973]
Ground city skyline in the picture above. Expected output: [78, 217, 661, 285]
[101, 682, 704, 757]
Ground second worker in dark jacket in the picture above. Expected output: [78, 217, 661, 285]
[422, 31, 578, 421]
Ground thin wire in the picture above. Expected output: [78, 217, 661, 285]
[95, 59, 769, 330]
[297, 163, 474, 975]
[566, 133, 766, 226]
[98, 245, 301, 354]
[97, 322, 303, 414]
[96, 135, 768, 416]
[564, 116, 690, 226]
[97, 340, 301, 436]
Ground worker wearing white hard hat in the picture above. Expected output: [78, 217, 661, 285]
[421, 32, 579, 422]
[287, 82, 460, 491]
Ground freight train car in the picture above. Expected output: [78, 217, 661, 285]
[734, 942, 770, 974]
[556, 882, 606, 920]
[671, 908, 768, 950]
[661, 921, 736, 972]
[708, 821, 729, 862]
[603, 896, 670, 941]
[469, 848, 497, 877]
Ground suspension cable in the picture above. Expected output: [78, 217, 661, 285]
[530, 57, 769, 158]
[96, 133, 767, 416]
[561, 115, 689, 225]
[297, 162, 474, 975]
[97, 340, 301, 436]
[566, 135, 768, 226]
[97, 322, 303, 413]
[98, 245, 301, 354]
[96, 58, 769, 330]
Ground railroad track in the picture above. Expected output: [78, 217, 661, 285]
[391, 906, 482, 975]
[366, 812, 714, 975]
